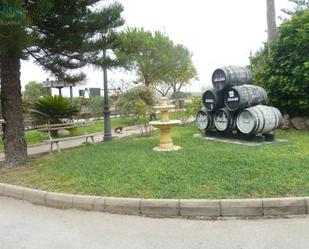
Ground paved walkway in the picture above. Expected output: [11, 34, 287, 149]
[0, 126, 144, 161]
[1, 196, 309, 249]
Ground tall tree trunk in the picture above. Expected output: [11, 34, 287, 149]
[172, 84, 177, 93]
[0, 56, 28, 167]
[266, 0, 277, 54]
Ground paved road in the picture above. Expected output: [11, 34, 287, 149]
[1, 197, 309, 249]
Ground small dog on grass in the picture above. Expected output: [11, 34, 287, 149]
[114, 127, 123, 134]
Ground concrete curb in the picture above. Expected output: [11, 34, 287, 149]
[262, 197, 307, 216]
[141, 199, 179, 217]
[105, 197, 141, 215]
[0, 183, 308, 218]
[180, 199, 220, 217]
[46, 192, 73, 209]
[221, 199, 263, 217]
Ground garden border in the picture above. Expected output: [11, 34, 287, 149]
[0, 183, 308, 218]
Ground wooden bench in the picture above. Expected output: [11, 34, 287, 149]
[38, 122, 95, 153]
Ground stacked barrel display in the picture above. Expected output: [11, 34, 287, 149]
[195, 66, 283, 138]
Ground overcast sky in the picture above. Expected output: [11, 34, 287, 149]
[20, 0, 294, 95]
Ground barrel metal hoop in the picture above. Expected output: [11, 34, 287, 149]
[212, 90, 217, 110]
[236, 86, 243, 110]
[270, 107, 278, 128]
[224, 109, 232, 131]
[243, 85, 250, 107]
[230, 67, 237, 84]
[250, 108, 259, 134]
[223, 68, 229, 85]
[259, 107, 266, 133]
[205, 116, 209, 130]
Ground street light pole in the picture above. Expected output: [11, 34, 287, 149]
[103, 48, 112, 142]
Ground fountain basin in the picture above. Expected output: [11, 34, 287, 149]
[153, 105, 175, 110]
[149, 120, 181, 128]
[150, 120, 181, 152]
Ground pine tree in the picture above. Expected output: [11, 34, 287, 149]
[281, 0, 309, 16]
[0, 0, 124, 167]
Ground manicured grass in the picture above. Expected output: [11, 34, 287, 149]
[0, 117, 126, 150]
[0, 125, 308, 199]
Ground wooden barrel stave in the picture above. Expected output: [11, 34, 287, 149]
[202, 89, 224, 112]
[237, 105, 282, 134]
[214, 108, 237, 132]
[195, 108, 215, 131]
[212, 66, 253, 91]
[224, 85, 268, 111]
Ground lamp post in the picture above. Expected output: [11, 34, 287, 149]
[103, 48, 112, 142]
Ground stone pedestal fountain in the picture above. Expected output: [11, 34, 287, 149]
[149, 97, 181, 152]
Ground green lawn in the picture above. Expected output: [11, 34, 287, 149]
[0, 125, 308, 199]
[0, 118, 126, 150]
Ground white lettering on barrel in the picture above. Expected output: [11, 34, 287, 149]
[228, 97, 239, 102]
[214, 77, 225, 82]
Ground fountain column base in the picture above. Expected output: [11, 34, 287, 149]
[153, 128, 181, 152]
[153, 145, 182, 152]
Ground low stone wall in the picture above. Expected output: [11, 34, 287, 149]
[1, 183, 308, 218]
[281, 114, 309, 130]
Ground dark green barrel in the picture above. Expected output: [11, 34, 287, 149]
[195, 108, 215, 131]
[214, 107, 237, 132]
[237, 105, 282, 135]
[212, 66, 253, 91]
[224, 85, 268, 111]
[202, 89, 224, 112]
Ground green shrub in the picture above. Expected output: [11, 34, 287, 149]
[72, 97, 90, 109]
[89, 96, 104, 118]
[117, 86, 155, 116]
[250, 11, 309, 116]
[186, 97, 203, 117]
[171, 91, 192, 100]
[23, 81, 50, 103]
[171, 97, 202, 125]
[117, 86, 155, 135]
[30, 96, 79, 124]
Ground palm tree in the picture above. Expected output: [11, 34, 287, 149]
[266, 0, 277, 54]
[30, 96, 79, 125]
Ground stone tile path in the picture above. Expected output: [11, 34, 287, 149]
[0, 125, 145, 162]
